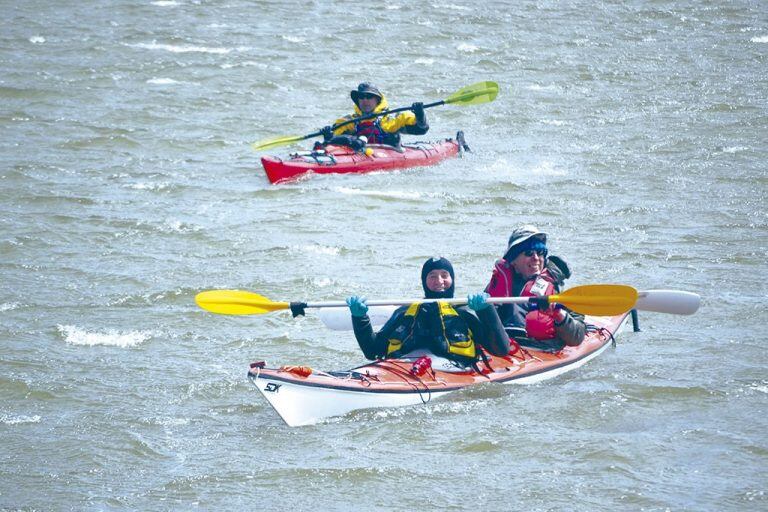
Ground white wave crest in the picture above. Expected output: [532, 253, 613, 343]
[221, 60, 268, 69]
[125, 182, 171, 191]
[143, 416, 190, 426]
[147, 78, 180, 85]
[335, 187, 422, 200]
[29, 36, 46, 44]
[433, 3, 470, 11]
[457, 43, 479, 53]
[528, 83, 559, 91]
[1, 302, 20, 312]
[1, 414, 41, 425]
[128, 42, 231, 54]
[294, 244, 340, 256]
[415, 58, 435, 65]
[162, 220, 201, 233]
[152, 0, 179, 5]
[751, 35, 768, 43]
[57, 325, 152, 347]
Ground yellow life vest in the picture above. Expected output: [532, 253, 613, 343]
[386, 302, 477, 360]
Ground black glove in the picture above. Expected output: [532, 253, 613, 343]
[289, 302, 307, 317]
[411, 102, 425, 123]
[349, 137, 366, 151]
[320, 125, 333, 142]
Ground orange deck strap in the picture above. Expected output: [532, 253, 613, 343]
[279, 365, 313, 377]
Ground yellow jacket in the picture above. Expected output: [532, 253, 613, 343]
[330, 93, 428, 146]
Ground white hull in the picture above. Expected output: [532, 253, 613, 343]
[253, 372, 456, 427]
[249, 314, 629, 426]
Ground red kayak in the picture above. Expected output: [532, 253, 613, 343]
[261, 133, 467, 184]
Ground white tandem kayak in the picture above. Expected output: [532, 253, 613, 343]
[247, 313, 630, 427]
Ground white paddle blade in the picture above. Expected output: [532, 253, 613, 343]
[318, 305, 397, 331]
[636, 290, 700, 315]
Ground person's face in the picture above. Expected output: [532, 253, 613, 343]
[510, 248, 546, 280]
[357, 93, 379, 114]
[426, 269, 453, 293]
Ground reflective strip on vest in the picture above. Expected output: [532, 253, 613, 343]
[386, 302, 476, 359]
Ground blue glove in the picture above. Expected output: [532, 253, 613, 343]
[411, 102, 425, 122]
[320, 125, 333, 142]
[346, 295, 369, 317]
[467, 292, 491, 312]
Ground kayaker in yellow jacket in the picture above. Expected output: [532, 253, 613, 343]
[346, 257, 510, 367]
[320, 82, 429, 150]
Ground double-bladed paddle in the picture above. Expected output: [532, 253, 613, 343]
[195, 284, 700, 319]
[250, 81, 499, 151]
[317, 289, 702, 331]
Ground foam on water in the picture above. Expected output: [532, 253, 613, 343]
[57, 325, 152, 347]
[220, 60, 268, 69]
[1, 302, 21, 312]
[720, 146, 749, 154]
[147, 78, 182, 85]
[311, 277, 333, 287]
[293, 244, 340, 256]
[527, 83, 560, 91]
[457, 43, 479, 53]
[124, 181, 172, 191]
[1, 414, 42, 425]
[126, 42, 232, 54]
[433, 3, 471, 11]
[751, 35, 768, 43]
[335, 187, 422, 200]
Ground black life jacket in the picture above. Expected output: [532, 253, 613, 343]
[386, 302, 477, 362]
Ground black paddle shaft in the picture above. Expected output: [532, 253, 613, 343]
[324, 100, 445, 135]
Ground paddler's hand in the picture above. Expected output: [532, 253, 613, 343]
[411, 102, 425, 123]
[467, 292, 491, 312]
[320, 125, 333, 142]
[346, 296, 369, 317]
[349, 136, 366, 152]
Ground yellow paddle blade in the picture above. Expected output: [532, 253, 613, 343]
[444, 81, 499, 106]
[552, 284, 639, 316]
[251, 134, 306, 151]
[195, 290, 290, 315]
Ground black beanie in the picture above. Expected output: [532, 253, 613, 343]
[421, 257, 455, 299]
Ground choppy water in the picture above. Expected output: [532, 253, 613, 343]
[2, 1, 766, 510]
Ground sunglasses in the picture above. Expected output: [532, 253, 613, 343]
[522, 249, 547, 257]
[358, 93, 378, 100]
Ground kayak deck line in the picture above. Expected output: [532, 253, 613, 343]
[247, 313, 630, 426]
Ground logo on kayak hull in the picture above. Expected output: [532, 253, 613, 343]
[264, 383, 281, 393]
